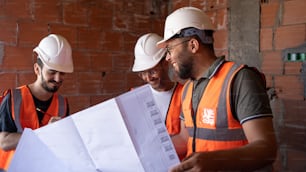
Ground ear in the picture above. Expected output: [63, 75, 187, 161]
[189, 38, 199, 53]
[34, 63, 41, 76]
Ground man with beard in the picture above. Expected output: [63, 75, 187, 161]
[132, 33, 188, 160]
[157, 7, 277, 172]
[0, 34, 73, 171]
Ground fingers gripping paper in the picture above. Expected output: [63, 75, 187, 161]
[9, 84, 179, 172]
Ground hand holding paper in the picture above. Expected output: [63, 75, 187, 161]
[9, 85, 179, 172]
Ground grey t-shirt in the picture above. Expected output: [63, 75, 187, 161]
[182, 57, 272, 124]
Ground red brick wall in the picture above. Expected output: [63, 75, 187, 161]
[1, 0, 305, 170]
[261, 0, 306, 171]
[0, 0, 168, 113]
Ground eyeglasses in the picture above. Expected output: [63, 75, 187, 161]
[137, 63, 162, 78]
[166, 39, 190, 56]
[138, 68, 158, 78]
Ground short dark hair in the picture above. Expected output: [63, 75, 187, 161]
[36, 58, 44, 68]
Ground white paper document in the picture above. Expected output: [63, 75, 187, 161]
[9, 84, 179, 172]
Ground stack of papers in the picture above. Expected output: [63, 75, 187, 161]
[9, 84, 179, 172]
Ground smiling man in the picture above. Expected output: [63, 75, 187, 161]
[132, 33, 188, 160]
[0, 34, 73, 171]
[157, 7, 277, 172]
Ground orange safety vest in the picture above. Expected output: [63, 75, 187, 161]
[0, 85, 68, 171]
[165, 83, 184, 136]
[182, 62, 249, 156]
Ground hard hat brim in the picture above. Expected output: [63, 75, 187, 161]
[156, 39, 168, 49]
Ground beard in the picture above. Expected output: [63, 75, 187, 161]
[40, 73, 61, 93]
[177, 55, 193, 80]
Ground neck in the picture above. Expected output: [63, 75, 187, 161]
[193, 49, 217, 80]
[28, 82, 53, 101]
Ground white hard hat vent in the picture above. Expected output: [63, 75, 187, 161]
[157, 6, 215, 48]
[132, 33, 166, 72]
[33, 34, 74, 73]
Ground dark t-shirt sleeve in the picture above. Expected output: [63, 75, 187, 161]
[0, 93, 18, 132]
[231, 68, 272, 124]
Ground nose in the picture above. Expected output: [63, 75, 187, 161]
[165, 53, 171, 61]
[143, 73, 154, 82]
[54, 72, 63, 82]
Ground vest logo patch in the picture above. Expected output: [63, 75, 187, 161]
[201, 108, 215, 126]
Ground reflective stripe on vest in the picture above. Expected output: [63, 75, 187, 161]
[182, 61, 248, 154]
[0, 86, 68, 170]
[12, 87, 66, 132]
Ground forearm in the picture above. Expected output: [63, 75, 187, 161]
[198, 139, 277, 171]
[0, 132, 22, 151]
[171, 121, 189, 159]
[171, 134, 187, 159]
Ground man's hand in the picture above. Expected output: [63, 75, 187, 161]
[48, 116, 62, 124]
[170, 152, 210, 172]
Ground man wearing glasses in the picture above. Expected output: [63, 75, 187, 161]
[157, 7, 277, 171]
[132, 33, 188, 160]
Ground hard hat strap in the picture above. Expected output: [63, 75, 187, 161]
[175, 27, 214, 44]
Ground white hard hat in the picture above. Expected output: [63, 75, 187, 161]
[33, 34, 74, 73]
[132, 33, 166, 72]
[157, 6, 215, 48]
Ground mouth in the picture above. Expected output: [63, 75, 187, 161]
[50, 81, 61, 87]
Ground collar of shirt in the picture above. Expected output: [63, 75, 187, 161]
[193, 56, 226, 85]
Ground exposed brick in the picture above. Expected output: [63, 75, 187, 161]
[214, 29, 228, 51]
[261, 51, 283, 75]
[274, 25, 306, 50]
[90, 94, 115, 107]
[2, 46, 33, 70]
[283, 0, 306, 25]
[0, 73, 17, 91]
[274, 75, 304, 100]
[33, 0, 62, 22]
[102, 31, 124, 51]
[112, 53, 134, 71]
[0, 19, 18, 45]
[132, 16, 154, 33]
[284, 61, 303, 75]
[77, 28, 102, 50]
[87, 2, 113, 30]
[17, 72, 36, 86]
[58, 73, 78, 96]
[63, 2, 88, 26]
[48, 24, 78, 48]
[67, 95, 91, 114]
[71, 51, 91, 72]
[122, 32, 140, 53]
[113, 13, 129, 31]
[101, 71, 127, 94]
[260, 28, 273, 51]
[215, 8, 227, 30]
[0, 0, 32, 20]
[18, 21, 49, 47]
[127, 72, 144, 90]
[78, 72, 102, 95]
[151, 18, 165, 36]
[173, 1, 190, 10]
[265, 75, 273, 88]
[261, 2, 279, 28]
[283, 99, 306, 126]
[91, 51, 113, 71]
